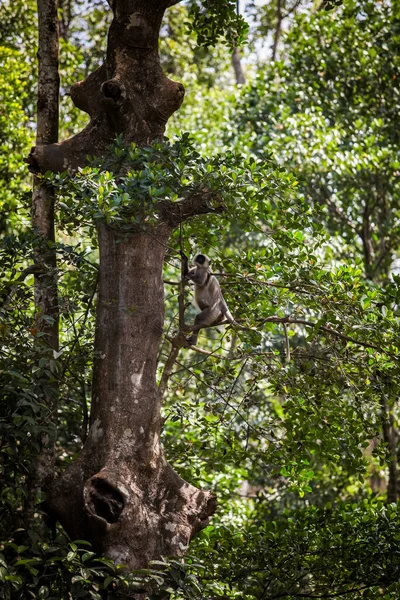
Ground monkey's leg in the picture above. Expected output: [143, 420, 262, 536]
[187, 307, 221, 346]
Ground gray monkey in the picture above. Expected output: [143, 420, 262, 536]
[182, 253, 235, 346]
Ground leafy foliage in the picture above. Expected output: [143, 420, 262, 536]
[229, 0, 400, 280]
[188, 0, 249, 48]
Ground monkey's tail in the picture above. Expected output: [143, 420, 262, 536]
[224, 309, 236, 325]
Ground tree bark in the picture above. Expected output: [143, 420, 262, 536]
[271, 0, 283, 61]
[232, 47, 245, 85]
[381, 397, 399, 504]
[38, 0, 217, 571]
[32, 0, 59, 349]
[46, 223, 216, 567]
[27, 0, 185, 174]
[28, 0, 59, 512]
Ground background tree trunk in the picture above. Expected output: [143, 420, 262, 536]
[28, 0, 60, 516]
[32, 0, 59, 352]
[381, 397, 399, 503]
[232, 47, 246, 84]
[271, 0, 283, 61]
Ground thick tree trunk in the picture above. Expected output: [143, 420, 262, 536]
[28, 0, 59, 513]
[35, 0, 217, 572]
[46, 224, 215, 566]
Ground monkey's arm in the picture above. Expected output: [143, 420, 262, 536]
[180, 251, 190, 279]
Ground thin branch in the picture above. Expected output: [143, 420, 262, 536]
[179, 223, 186, 330]
[159, 333, 215, 398]
[163, 279, 181, 286]
[187, 313, 394, 356]
[282, 322, 290, 362]
[325, 197, 360, 234]
[270, 583, 375, 599]
[177, 361, 257, 432]
[167, 335, 213, 356]
[159, 240, 190, 398]
[309, 185, 360, 235]
[60, 272, 99, 379]
[2, 264, 44, 310]
[282, 0, 303, 18]
[259, 316, 395, 356]
[159, 343, 182, 398]
[213, 273, 323, 296]
[159, 245, 216, 397]
[225, 358, 248, 414]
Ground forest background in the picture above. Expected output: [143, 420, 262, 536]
[1, 0, 400, 598]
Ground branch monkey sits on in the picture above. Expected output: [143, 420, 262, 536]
[182, 253, 235, 346]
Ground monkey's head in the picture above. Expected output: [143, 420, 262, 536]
[194, 254, 211, 268]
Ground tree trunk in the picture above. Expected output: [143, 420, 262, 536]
[28, 0, 59, 513]
[32, 0, 217, 570]
[381, 397, 399, 503]
[232, 2, 245, 84]
[46, 223, 215, 566]
[271, 0, 283, 61]
[232, 47, 245, 85]
[32, 0, 59, 351]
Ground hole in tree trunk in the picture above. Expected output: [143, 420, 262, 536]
[101, 80, 122, 100]
[86, 478, 124, 523]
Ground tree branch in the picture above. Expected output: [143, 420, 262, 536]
[271, 0, 283, 61]
[283, 0, 303, 18]
[2, 264, 45, 310]
[380, 395, 399, 503]
[361, 199, 374, 279]
[258, 316, 394, 355]
[158, 189, 226, 226]
[309, 184, 360, 234]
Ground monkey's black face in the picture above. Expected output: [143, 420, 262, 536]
[195, 254, 208, 265]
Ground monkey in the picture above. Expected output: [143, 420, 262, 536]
[181, 253, 235, 346]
